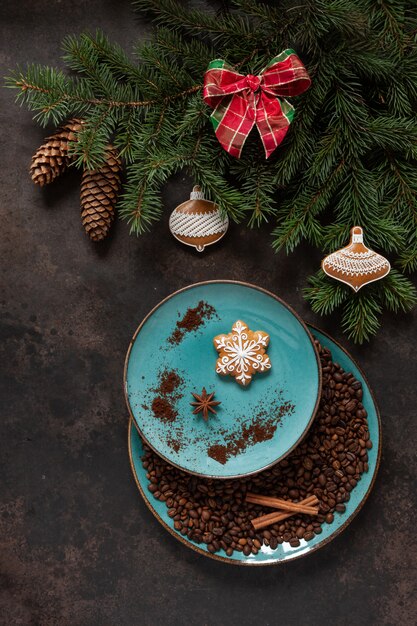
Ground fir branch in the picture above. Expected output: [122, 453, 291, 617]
[323, 217, 406, 254]
[63, 31, 146, 84]
[70, 107, 115, 169]
[6, 0, 417, 342]
[133, 0, 259, 41]
[383, 153, 417, 230]
[272, 160, 345, 253]
[113, 109, 143, 164]
[119, 152, 181, 233]
[228, 140, 278, 225]
[379, 269, 417, 312]
[341, 293, 382, 344]
[398, 245, 417, 273]
[154, 28, 215, 76]
[7, 66, 201, 121]
[305, 269, 417, 343]
[303, 270, 350, 315]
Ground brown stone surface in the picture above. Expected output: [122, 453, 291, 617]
[1, 2, 416, 624]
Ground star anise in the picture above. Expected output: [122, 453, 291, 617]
[190, 387, 221, 421]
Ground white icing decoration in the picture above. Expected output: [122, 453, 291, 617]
[169, 210, 229, 238]
[323, 249, 389, 277]
[190, 189, 205, 200]
[214, 320, 271, 386]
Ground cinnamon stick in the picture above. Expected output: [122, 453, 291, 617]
[250, 495, 319, 531]
[246, 492, 319, 515]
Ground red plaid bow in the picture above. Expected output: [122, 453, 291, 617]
[203, 50, 311, 159]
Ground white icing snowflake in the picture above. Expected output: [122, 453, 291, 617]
[213, 320, 271, 386]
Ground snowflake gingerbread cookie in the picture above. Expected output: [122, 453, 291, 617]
[213, 320, 272, 387]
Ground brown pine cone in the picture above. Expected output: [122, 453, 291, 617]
[80, 146, 122, 242]
[30, 118, 84, 186]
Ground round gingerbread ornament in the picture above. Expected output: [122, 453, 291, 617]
[322, 226, 391, 292]
[169, 185, 229, 252]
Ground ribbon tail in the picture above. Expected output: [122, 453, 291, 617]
[256, 95, 294, 159]
[210, 93, 256, 159]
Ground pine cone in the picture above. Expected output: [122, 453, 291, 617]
[80, 146, 122, 242]
[30, 118, 84, 186]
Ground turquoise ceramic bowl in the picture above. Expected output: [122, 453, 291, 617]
[124, 281, 321, 478]
[128, 325, 381, 565]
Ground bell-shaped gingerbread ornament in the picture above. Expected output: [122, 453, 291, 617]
[169, 185, 229, 252]
[322, 226, 391, 292]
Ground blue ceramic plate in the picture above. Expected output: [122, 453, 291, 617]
[124, 281, 321, 478]
[128, 325, 381, 565]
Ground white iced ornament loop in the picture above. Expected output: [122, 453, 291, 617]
[190, 185, 205, 200]
[351, 227, 364, 244]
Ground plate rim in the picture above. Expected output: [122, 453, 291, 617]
[123, 280, 322, 479]
[127, 323, 382, 566]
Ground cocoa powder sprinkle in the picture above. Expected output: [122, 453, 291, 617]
[168, 301, 217, 345]
[150, 369, 184, 423]
[158, 370, 182, 395]
[151, 397, 177, 422]
[206, 444, 227, 465]
[166, 437, 182, 453]
[208, 403, 294, 464]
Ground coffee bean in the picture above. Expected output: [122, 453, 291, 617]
[345, 400, 357, 412]
[269, 537, 278, 550]
[141, 338, 372, 557]
[318, 474, 326, 486]
[303, 457, 314, 470]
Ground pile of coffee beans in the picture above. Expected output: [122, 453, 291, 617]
[141, 339, 373, 556]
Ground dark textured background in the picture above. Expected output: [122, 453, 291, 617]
[1, 2, 416, 624]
